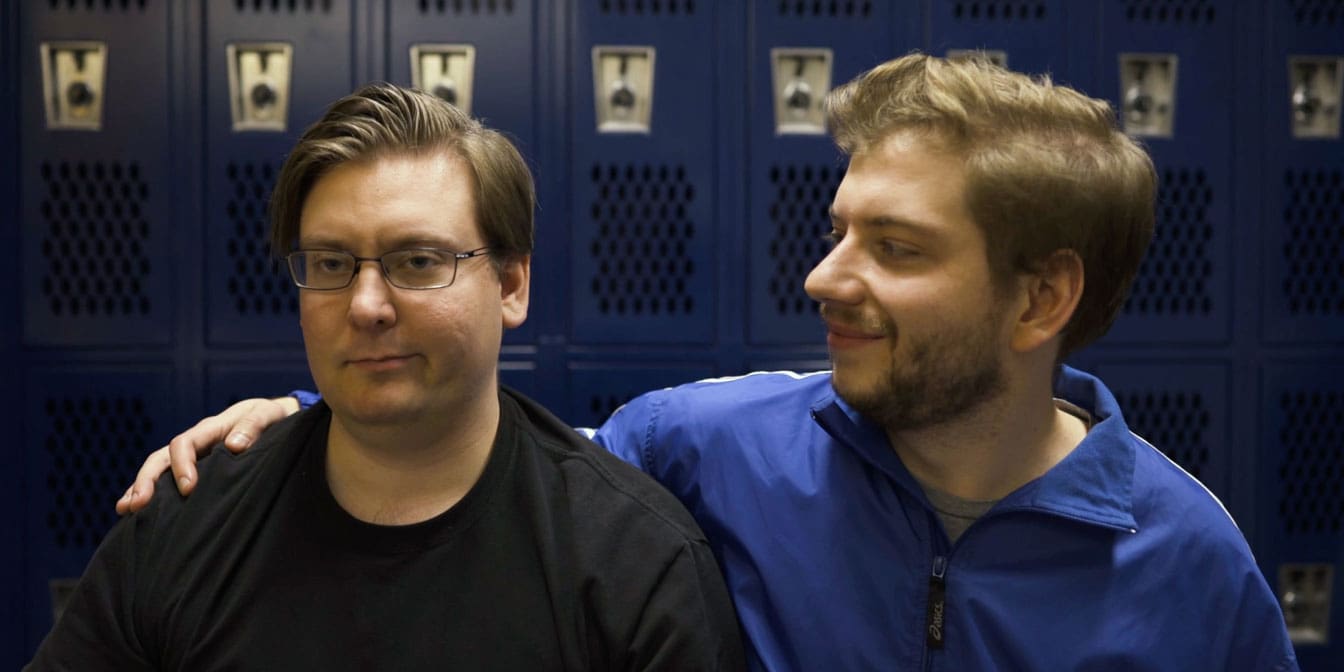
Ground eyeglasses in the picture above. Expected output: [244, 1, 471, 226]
[284, 247, 493, 290]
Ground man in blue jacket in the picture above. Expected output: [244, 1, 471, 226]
[120, 54, 1297, 670]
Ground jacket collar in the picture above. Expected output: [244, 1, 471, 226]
[809, 366, 1138, 533]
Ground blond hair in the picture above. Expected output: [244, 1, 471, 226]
[825, 53, 1155, 357]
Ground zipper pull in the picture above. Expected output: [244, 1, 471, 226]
[925, 555, 947, 649]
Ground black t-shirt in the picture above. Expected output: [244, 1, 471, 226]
[28, 388, 745, 671]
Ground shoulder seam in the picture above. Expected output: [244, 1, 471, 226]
[1131, 431, 1239, 529]
[640, 391, 664, 474]
[530, 429, 707, 544]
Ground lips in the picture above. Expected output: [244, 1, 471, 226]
[826, 328, 883, 350]
[347, 354, 415, 372]
[349, 353, 410, 362]
[823, 321, 882, 339]
[819, 306, 887, 351]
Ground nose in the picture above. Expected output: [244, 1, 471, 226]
[347, 262, 397, 329]
[804, 237, 863, 306]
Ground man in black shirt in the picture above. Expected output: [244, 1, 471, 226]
[28, 84, 744, 671]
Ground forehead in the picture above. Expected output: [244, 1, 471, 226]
[832, 130, 978, 239]
[299, 152, 480, 247]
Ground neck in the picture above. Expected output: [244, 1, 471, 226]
[325, 392, 500, 525]
[885, 366, 1087, 502]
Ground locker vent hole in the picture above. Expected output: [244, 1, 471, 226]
[419, 0, 516, 13]
[776, 0, 873, 17]
[1288, 0, 1344, 26]
[951, 1, 1047, 20]
[225, 161, 296, 316]
[1282, 169, 1344, 316]
[599, 0, 696, 14]
[1120, 0, 1216, 23]
[233, 0, 333, 11]
[39, 161, 154, 318]
[43, 396, 153, 550]
[1115, 389, 1212, 481]
[767, 164, 842, 316]
[1124, 167, 1215, 317]
[588, 163, 698, 317]
[47, 0, 147, 10]
[1277, 389, 1344, 536]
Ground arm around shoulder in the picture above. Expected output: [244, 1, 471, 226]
[118, 394, 301, 514]
[586, 391, 662, 472]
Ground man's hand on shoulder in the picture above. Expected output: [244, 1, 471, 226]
[116, 396, 301, 515]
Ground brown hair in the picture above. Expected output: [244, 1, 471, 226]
[824, 53, 1156, 358]
[269, 83, 534, 270]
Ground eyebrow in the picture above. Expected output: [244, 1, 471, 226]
[298, 232, 473, 250]
[828, 207, 942, 239]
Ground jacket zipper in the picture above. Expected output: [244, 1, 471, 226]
[922, 554, 947, 669]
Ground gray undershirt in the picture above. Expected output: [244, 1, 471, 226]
[916, 398, 1095, 544]
[920, 483, 998, 544]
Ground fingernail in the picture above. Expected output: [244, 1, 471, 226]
[178, 476, 191, 490]
[227, 432, 249, 446]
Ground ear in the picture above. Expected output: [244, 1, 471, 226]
[499, 254, 530, 330]
[1010, 249, 1083, 354]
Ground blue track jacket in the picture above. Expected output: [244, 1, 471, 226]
[586, 366, 1298, 671]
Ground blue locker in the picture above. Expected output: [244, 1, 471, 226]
[203, 0, 355, 346]
[1092, 0, 1235, 345]
[21, 365, 177, 657]
[569, 1, 718, 344]
[1259, 361, 1344, 669]
[20, 1, 176, 346]
[1261, 1, 1344, 344]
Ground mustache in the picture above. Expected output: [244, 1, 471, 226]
[818, 304, 891, 336]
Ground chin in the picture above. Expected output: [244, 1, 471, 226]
[829, 366, 885, 408]
[325, 389, 424, 426]
[338, 404, 425, 428]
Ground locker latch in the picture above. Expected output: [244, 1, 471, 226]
[1288, 57, 1343, 139]
[1119, 54, 1178, 138]
[41, 41, 107, 131]
[227, 43, 293, 132]
[771, 48, 832, 136]
[411, 44, 476, 114]
[1278, 563, 1333, 644]
[592, 46, 655, 134]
